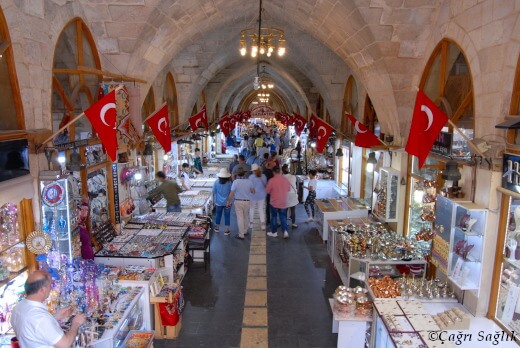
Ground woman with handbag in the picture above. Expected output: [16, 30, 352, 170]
[282, 164, 299, 228]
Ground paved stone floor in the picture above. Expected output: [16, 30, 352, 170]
[155, 205, 341, 347]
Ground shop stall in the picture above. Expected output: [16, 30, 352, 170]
[314, 197, 369, 242]
[152, 190, 213, 215]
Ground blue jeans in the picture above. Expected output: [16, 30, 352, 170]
[270, 206, 288, 233]
[167, 204, 182, 212]
[215, 205, 231, 226]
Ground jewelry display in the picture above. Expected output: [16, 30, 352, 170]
[431, 307, 469, 330]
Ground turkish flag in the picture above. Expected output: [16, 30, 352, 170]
[313, 117, 334, 153]
[84, 90, 118, 161]
[405, 90, 448, 168]
[345, 113, 381, 148]
[189, 105, 209, 131]
[293, 113, 307, 136]
[309, 114, 320, 138]
[218, 114, 232, 137]
[146, 104, 171, 153]
[285, 113, 294, 125]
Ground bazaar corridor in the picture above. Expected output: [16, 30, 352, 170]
[155, 205, 341, 348]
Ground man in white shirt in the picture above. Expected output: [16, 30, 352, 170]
[180, 163, 193, 190]
[11, 270, 86, 348]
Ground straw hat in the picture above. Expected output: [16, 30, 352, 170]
[251, 164, 261, 171]
[217, 168, 231, 178]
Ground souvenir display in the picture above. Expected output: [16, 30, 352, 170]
[372, 167, 400, 222]
[39, 177, 81, 259]
[25, 231, 52, 255]
[368, 276, 455, 300]
[87, 169, 109, 231]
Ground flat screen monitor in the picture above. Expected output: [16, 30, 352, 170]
[0, 138, 30, 183]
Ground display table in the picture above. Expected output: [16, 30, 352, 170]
[189, 177, 217, 191]
[373, 299, 519, 347]
[329, 299, 372, 348]
[153, 190, 213, 214]
[315, 197, 369, 242]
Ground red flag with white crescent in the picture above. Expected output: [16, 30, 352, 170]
[309, 114, 319, 138]
[313, 117, 334, 153]
[189, 105, 209, 131]
[146, 104, 171, 153]
[345, 113, 381, 149]
[293, 113, 307, 136]
[218, 114, 232, 137]
[405, 90, 448, 168]
[84, 90, 118, 161]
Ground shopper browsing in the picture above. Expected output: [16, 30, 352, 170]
[282, 164, 299, 228]
[248, 164, 267, 231]
[227, 168, 255, 240]
[180, 163, 194, 190]
[150, 171, 183, 212]
[11, 270, 87, 348]
[265, 166, 291, 239]
[304, 169, 318, 222]
[212, 168, 233, 235]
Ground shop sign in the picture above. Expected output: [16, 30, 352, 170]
[251, 105, 275, 118]
[430, 131, 452, 157]
[54, 139, 89, 151]
[112, 163, 121, 224]
[502, 153, 520, 193]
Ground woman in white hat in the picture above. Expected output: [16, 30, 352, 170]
[212, 168, 233, 235]
[248, 163, 267, 230]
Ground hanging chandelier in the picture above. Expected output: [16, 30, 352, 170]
[253, 65, 274, 90]
[239, 0, 286, 58]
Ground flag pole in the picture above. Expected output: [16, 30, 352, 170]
[39, 85, 125, 147]
[143, 102, 167, 123]
[39, 112, 86, 147]
[447, 119, 487, 158]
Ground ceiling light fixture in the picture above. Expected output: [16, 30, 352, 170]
[240, 0, 285, 58]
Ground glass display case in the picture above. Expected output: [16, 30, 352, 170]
[339, 142, 351, 196]
[407, 156, 440, 241]
[433, 196, 488, 292]
[373, 167, 400, 222]
[87, 167, 110, 231]
[39, 177, 81, 259]
[490, 193, 520, 338]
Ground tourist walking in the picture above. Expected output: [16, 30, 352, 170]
[232, 154, 251, 180]
[193, 148, 203, 174]
[282, 164, 299, 228]
[249, 164, 267, 231]
[227, 168, 255, 240]
[304, 169, 318, 222]
[265, 166, 291, 239]
[228, 154, 239, 174]
[212, 168, 233, 235]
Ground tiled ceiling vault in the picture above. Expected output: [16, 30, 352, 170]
[8, 0, 506, 141]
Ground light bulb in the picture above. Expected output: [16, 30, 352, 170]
[252, 45, 258, 53]
[367, 163, 374, 173]
[251, 51, 257, 58]
[259, 46, 265, 55]
[266, 51, 271, 57]
[311, 142, 316, 148]
[413, 189, 424, 204]
[268, 83, 274, 89]
[240, 47, 246, 56]
[134, 172, 142, 181]
[163, 154, 169, 161]
[57, 155, 66, 164]
[268, 46, 274, 53]
[278, 47, 286, 56]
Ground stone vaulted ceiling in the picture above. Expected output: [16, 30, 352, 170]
[12, 0, 443, 139]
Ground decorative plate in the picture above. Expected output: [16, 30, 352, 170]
[42, 182, 65, 207]
[26, 231, 52, 255]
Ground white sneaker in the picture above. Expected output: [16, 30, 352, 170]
[283, 231, 289, 239]
[306, 217, 313, 222]
[267, 232, 278, 237]
[292, 223, 298, 228]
